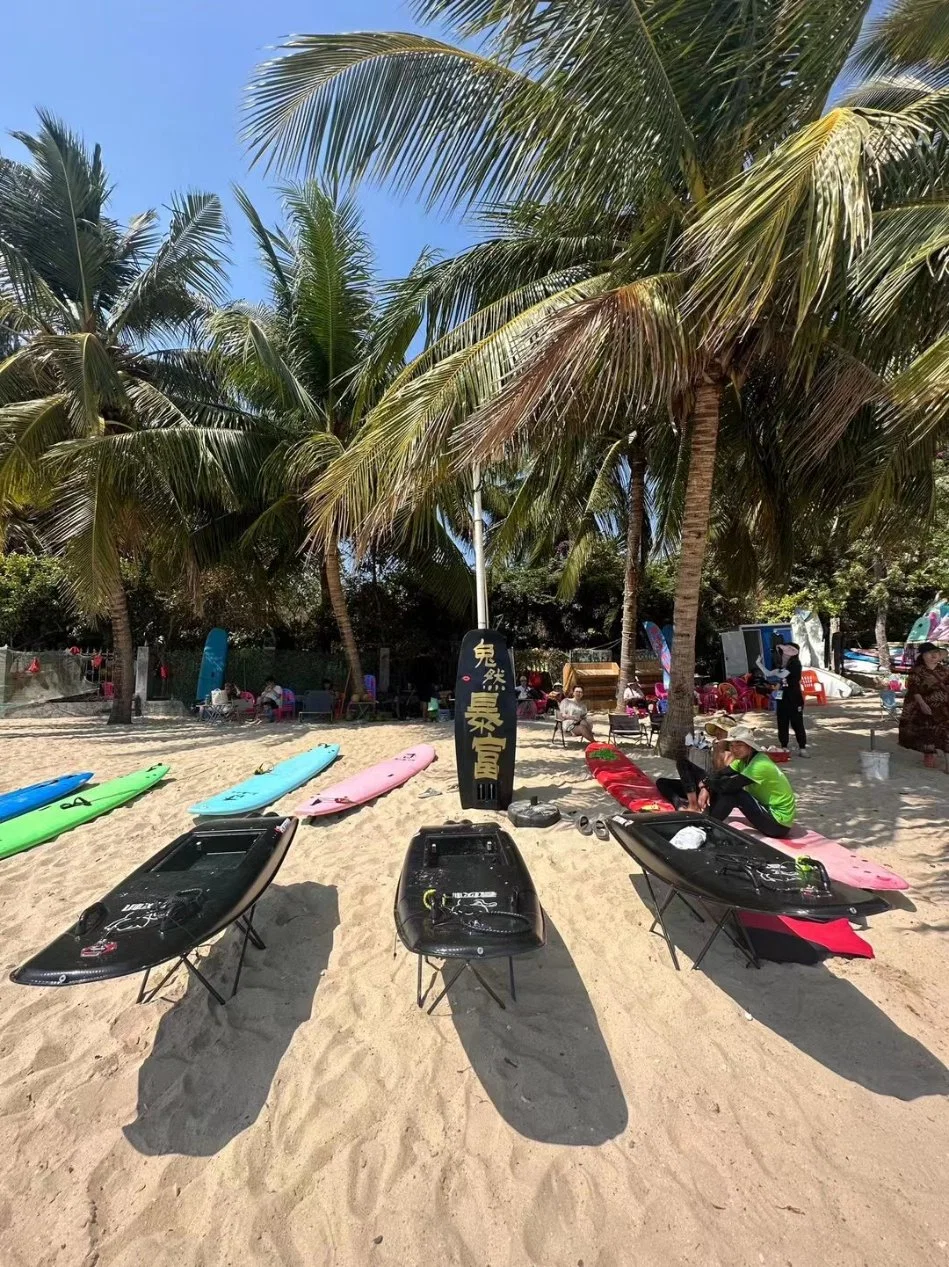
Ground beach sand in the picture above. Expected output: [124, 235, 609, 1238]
[0, 699, 946, 1267]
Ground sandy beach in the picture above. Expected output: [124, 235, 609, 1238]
[0, 699, 946, 1267]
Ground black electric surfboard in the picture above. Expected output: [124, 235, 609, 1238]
[11, 815, 298, 988]
[454, 628, 517, 811]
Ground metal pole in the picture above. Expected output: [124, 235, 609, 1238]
[472, 461, 489, 628]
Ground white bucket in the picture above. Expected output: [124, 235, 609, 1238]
[859, 750, 890, 781]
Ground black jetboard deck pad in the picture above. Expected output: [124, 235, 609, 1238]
[608, 812, 882, 921]
[454, 628, 517, 811]
[394, 822, 545, 960]
[11, 815, 297, 987]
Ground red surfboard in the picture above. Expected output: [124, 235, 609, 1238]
[585, 743, 874, 960]
[585, 742, 674, 813]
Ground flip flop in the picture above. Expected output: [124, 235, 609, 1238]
[593, 817, 610, 841]
[417, 787, 443, 799]
[575, 814, 593, 836]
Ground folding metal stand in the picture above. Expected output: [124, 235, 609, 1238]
[416, 953, 517, 1014]
[637, 869, 760, 972]
[135, 905, 265, 1006]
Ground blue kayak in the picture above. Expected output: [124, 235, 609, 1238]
[0, 773, 94, 824]
[189, 744, 340, 816]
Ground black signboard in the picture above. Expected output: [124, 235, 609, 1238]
[454, 628, 517, 811]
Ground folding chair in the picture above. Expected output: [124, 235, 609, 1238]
[607, 712, 647, 746]
[551, 716, 567, 747]
[299, 689, 335, 722]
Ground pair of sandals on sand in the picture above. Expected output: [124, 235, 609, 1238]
[560, 807, 610, 841]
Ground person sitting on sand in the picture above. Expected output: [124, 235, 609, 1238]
[256, 677, 283, 722]
[656, 723, 796, 837]
[559, 686, 595, 743]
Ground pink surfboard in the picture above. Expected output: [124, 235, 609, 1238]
[728, 815, 908, 891]
[295, 745, 437, 817]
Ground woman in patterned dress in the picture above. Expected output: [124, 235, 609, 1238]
[899, 643, 949, 768]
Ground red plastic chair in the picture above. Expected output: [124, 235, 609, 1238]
[697, 684, 720, 713]
[277, 688, 296, 721]
[801, 669, 827, 705]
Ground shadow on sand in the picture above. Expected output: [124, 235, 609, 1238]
[628, 874, 949, 1101]
[437, 914, 628, 1145]
[124, 881, 338, 1156]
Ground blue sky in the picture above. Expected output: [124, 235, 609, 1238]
[0, 0, 890, 303]
[0, 0, 474, 301]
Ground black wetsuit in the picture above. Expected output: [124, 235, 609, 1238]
[656, 759, 792, 838]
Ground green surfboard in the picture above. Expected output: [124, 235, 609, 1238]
[0, 764, 170, 862]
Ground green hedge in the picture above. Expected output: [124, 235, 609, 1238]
[151, 646, 348, 702]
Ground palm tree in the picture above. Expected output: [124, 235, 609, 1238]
[245, 0, 947, 752]
[209, 182, 475, 695]
[0, 113, 250, 722]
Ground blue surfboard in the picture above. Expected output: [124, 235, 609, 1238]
[0, 773, 94, 824]
[195, 627, 229, 703]
[188, 744, 340, 817]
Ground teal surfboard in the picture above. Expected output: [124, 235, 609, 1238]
[188, 744, 340, 817]
[195, 627, 229, 703]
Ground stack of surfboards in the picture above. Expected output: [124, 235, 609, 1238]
[0, 767, 169, 863]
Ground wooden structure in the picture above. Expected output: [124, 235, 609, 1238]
[562, 661, 620, 712]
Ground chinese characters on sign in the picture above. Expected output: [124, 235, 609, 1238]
[466, 639, 507, 780]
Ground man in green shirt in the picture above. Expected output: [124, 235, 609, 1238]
[699, 723, 796, 837]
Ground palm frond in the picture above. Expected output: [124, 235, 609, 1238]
[683, 106, 928, 343]
[243, 27, 693, 215]
[852, 0, 949, 77]
[459, 274, 689, 463]
[6, 112, 112, 323]
[108, 192, 229, 337]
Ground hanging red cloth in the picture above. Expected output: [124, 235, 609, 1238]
[92, 653, 103, 670]
[27, 657, 41, 674]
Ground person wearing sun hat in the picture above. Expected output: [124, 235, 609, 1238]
[660, 713, 739, 806]
[658, 722, 796, 837]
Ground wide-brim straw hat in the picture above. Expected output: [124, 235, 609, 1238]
[697, 712, 737, 738]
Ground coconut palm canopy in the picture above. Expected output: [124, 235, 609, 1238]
[208, 181, 475, 691]
[0, 113, 257, 722]
[244, 0, 949, 749]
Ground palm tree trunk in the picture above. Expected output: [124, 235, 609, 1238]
[325, 533, 364, 695]
[659, 376, 723, 757]
[107, 581, 135, 725]
[873, 554, 890, 673]
[616, 442, 646, 711]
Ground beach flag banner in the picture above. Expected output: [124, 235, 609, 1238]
[454, 628, 517, 811]
[644, 621, 671, 688]
[907, 596, 949, 645]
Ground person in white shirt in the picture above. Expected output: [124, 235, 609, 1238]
[623, 677, 646, 713]
[256, 677, 283, 721]
[559, 686, 595, 742]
